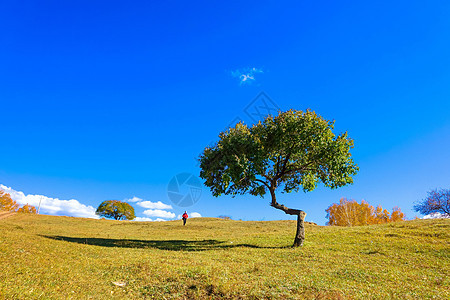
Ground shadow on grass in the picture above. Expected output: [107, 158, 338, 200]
[40, 235, 288, 251]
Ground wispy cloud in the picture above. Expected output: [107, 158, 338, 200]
[125, 196, 173, 210]
[143, 209, 176, 219]
[0, 184, 98, 219]
[126, 196, 143, 203]
[231, 67, 263, 85]
[137, 200, 172, 210]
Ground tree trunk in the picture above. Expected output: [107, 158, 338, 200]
[269, 188, 307, 247]
[293, 211, 307, 247]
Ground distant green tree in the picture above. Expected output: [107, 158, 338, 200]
[199, 109, 358, 247]
[96, 200, 136, 220]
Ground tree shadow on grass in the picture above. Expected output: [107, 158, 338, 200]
[40, 235, 289, 251]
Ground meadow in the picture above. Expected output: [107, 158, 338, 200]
[0, 214, 448, 299]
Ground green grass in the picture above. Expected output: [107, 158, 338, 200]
[0, 214, 448, 299]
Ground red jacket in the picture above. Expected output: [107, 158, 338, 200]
[182, 213, 188, 219]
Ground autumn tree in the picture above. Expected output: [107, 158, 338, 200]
[326, 199, 373, 226]
[0, 190, 19, 211]
[414, 188, 450, 217]
[17, 204, 37, 214]
[96, 200, 136, 220]
[199, 109, 358, 247]
[373, 205, 391, 224]
[326, 198, 406, 226]
[390, 206, 406, 222]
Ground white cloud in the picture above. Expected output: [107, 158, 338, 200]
[134, 217, 170, 222]
[154, 218, 167, 222]
[134, 217, 154, 222]
[126, 196, 143, 203]
[191, 212, 202, 218]
[0, 184, 98, 219]
[137, 200, 172, 210]
[143, 209, 176, 219]
[423, 212, 450, 219]
[231, 67, 263, 85]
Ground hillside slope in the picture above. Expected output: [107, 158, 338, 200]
[0, 211, 15, 220]
[0, 215, 448, 299]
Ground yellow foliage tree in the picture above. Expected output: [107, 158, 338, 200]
[1, 190, 37, 214]
[326, 198, 406, 226]
[17, 204, 37, 214]
[371, 205, 390, 224]
[390, 206, 406, 222]
[0, 190, 19, 211]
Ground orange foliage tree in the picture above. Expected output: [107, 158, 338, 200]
[17, 204, 37, 214]
[0, 190, 37, 214]
[326, 198, 406, 226]
[390, 206, 406, 222]
[0, 190, 19, 211]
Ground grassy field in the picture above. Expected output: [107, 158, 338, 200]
[0, 214, 448, 299]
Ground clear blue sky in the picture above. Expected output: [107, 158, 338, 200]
[1, 0, 449, 225]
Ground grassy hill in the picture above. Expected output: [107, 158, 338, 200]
[0, 214, 448, 299]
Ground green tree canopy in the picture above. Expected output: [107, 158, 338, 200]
[199, 109, 358, 246]
[96, 200, 136, 220]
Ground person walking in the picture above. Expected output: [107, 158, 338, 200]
[182, 211, 188, 226]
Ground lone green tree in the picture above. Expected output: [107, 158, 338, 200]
[96, 200, 136, 220]
[199, 110, 358, 247]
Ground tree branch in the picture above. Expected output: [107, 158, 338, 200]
[255, 179, 271, 189]
[270, 201, 304, 216]
[275, 156, 281, 176]
[284, 166, 316, 176]
[274, 160, 318, 183]
[273, 153, 291, 182]
[280, 153, 291, 175]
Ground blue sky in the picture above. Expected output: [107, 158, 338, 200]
[1, 1, 449, 225]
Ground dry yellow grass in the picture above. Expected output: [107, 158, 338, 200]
[0, 214, 448, 299]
